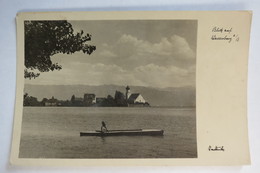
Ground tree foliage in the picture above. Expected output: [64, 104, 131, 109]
[23, 93, 41, 106]
[114, 91, 127, 106]
[25, 20, 96, 79]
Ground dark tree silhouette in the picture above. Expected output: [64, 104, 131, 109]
[24, 20, 96, 79]
[71, 95, 75, 103]
[114, 91, 127, 106]
[23, 94, 40, 106]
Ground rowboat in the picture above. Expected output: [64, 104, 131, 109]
[80, 129, 164, 137]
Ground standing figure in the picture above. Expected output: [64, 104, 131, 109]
[101, 121, 108, 133]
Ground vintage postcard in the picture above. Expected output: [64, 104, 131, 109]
[11, 11, 251, 166]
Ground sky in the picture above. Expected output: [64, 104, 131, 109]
[25, 20, 197, 88]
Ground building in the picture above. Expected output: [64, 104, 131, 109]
[96, 97, 106, 104]
[84, 93, 96, 106]
[125, 86, 148, 106]
[44, 96, 58, 106]
[127, 93, 146, 104]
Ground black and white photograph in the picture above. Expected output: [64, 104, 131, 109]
[5, 10, 253, 167]
[19, 19, 197, 158]
[0, 0, 256, 170]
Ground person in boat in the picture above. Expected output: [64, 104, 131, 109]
[101, 121, 108, 133]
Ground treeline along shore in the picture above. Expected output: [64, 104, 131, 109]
[23, 86, 150, 107]
[24, 84, 196, 107]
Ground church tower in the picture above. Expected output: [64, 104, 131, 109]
[126, 85, 131, 100]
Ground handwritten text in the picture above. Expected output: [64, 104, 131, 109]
[208, 145, 225, 151]
[211, 26, 239, 43]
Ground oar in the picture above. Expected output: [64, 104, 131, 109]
[95, 129, 142, 132]
[108, 129, 142, 132]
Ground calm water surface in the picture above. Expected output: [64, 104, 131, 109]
[19, 107, 197, 158]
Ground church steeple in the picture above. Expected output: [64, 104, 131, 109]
[126, 85, 131, 100]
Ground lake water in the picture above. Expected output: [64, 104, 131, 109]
[19, 107, 197, 158]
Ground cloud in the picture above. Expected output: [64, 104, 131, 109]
[26, 62, 145, 86]
[26, 34, 196, 88]
[153, 35, 195, 58]
[133, 64, 195, 87]
[89, 34, 196, 70]
[98, 50, 117, 58]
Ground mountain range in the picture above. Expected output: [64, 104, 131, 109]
[24, 84, 196, 107]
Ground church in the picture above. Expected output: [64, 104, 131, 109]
[125, 86, 149, 106]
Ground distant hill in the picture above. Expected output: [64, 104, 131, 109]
[24, 84, 195, 107]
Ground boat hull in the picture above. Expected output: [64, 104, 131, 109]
[80, 129, 164, 137]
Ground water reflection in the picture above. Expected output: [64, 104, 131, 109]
[101, 136, 106, 144]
